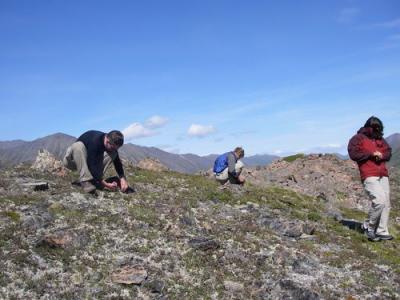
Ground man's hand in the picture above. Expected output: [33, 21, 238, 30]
[102, 180, 118, 191]
[238, 174, 245, 184]
[373, 151, 383, 161]
[120, 177, 129, 192]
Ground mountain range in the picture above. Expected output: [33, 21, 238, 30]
[387, 133, 400, 168]
[1, 132, 399, 172]
[0, 133, 278, 173]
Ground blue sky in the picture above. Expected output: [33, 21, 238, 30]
[1, 0, 399, 156]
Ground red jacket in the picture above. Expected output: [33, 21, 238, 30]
[348, 127, 391, 181]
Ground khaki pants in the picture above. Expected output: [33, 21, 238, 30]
[215, 160, 244, 184]
[363, 176, 391, 235]
[63, 141, 117, 182]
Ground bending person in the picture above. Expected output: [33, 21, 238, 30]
[213, 147, 245, 185]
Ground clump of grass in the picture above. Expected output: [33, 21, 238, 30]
[0, 195, 42, 206]
[2, 211, 21, 222]
[282, 153, 305, 162]
[307, 211, 322, 222]
[340, 207, 366, 220]
[128, 205, 159, 225]
[336, 191, 347, 201]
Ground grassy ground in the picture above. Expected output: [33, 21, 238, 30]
[0, 165, 399, 298]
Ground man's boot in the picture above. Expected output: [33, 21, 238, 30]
[80, 181, 96, 193]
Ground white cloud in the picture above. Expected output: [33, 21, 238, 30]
[156, 144, 180, 154]
[388, 34, 400, 40]
[337, 7, 360, 24]
[325, 143, 342, 148]
[372, 18, 400, 29]
[146, 115, 169, 128]
[187, 124, 216, 137]
[122, 122, 156, 140]
[304, 144, 348, 155]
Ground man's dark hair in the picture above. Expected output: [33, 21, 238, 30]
[364, 116, 384, 139]
[107, 130, 124, 147]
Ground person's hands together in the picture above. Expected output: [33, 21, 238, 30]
[102, 180, 118, 191]
[373, 151, 383, 161]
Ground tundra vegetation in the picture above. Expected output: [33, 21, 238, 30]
[0, 155, 399, 299]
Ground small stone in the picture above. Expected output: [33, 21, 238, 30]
[48, 202, 65, 212]
[145, 280, 165, 293]
[22, 182, 49, 191]
[40, 232, 73, 248]
[37, 230, 89, 250]
[180, 215, 195, 226]
[137, 158, 169, 172]
[224, 280, 244, 292]
[111, 266, 148, 285]
[188, 237, 220, 251]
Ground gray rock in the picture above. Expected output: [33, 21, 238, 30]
[279, 279, 320, 300]
[21, 182, 49, 191]
[188, 237, 220, 251]
[111, 265, 148, 285]
[145, 280, 165, 293]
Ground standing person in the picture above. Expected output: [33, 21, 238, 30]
[63, 130, 130, 193]
[348, 116, 392, 241]
[213, 147, 245, 185]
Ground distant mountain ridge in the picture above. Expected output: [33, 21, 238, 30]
[2, 132, 398, 172]
[0, 133, 278, 173]
[387, 133, 400, 168]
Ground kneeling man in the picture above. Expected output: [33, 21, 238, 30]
[63, 130, 130, 193]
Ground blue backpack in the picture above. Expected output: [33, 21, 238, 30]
[213, 152, 230, 173]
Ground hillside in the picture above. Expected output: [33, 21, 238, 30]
[0, 133, 278, 173]
[0, 133, 76, 168]
[0, 154, 399, 298]
[387, 133, 400, 169]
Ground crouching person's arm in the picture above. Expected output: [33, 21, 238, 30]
[228, 153, 245, 184]
[114, 156, 130, 192]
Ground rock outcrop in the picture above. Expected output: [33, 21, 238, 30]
[244, 154, 368, 210]
[136, 157, 169, 172]
[31, 149, 67, 176]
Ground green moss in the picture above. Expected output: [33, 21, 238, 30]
[0, 224, 18, 247]
[324, 253, 348, 268]
[48, 202, 65, 215]
[59, 209, 86, 223]
[336, 191, 347, 201]
[367, 241, 400, 267]
[2, 211, 21, 222]
[206, 190, 234, 204]
[128, 168, 164, 184]
[128, 205, 159, 225]
[307, 211, 322, 222]
[0, 195, 42, 206]
[34, 244, 74, 265]
[340, 207, 366, 221]
[361, 272, 381, 289]
[282, 153, 305, 162]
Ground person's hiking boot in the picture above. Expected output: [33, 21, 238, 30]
[365, 231, 381, 242]
[360, 223, 368, 233]
[80, 181, 96, 193]
[375, 233, 394, 240]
